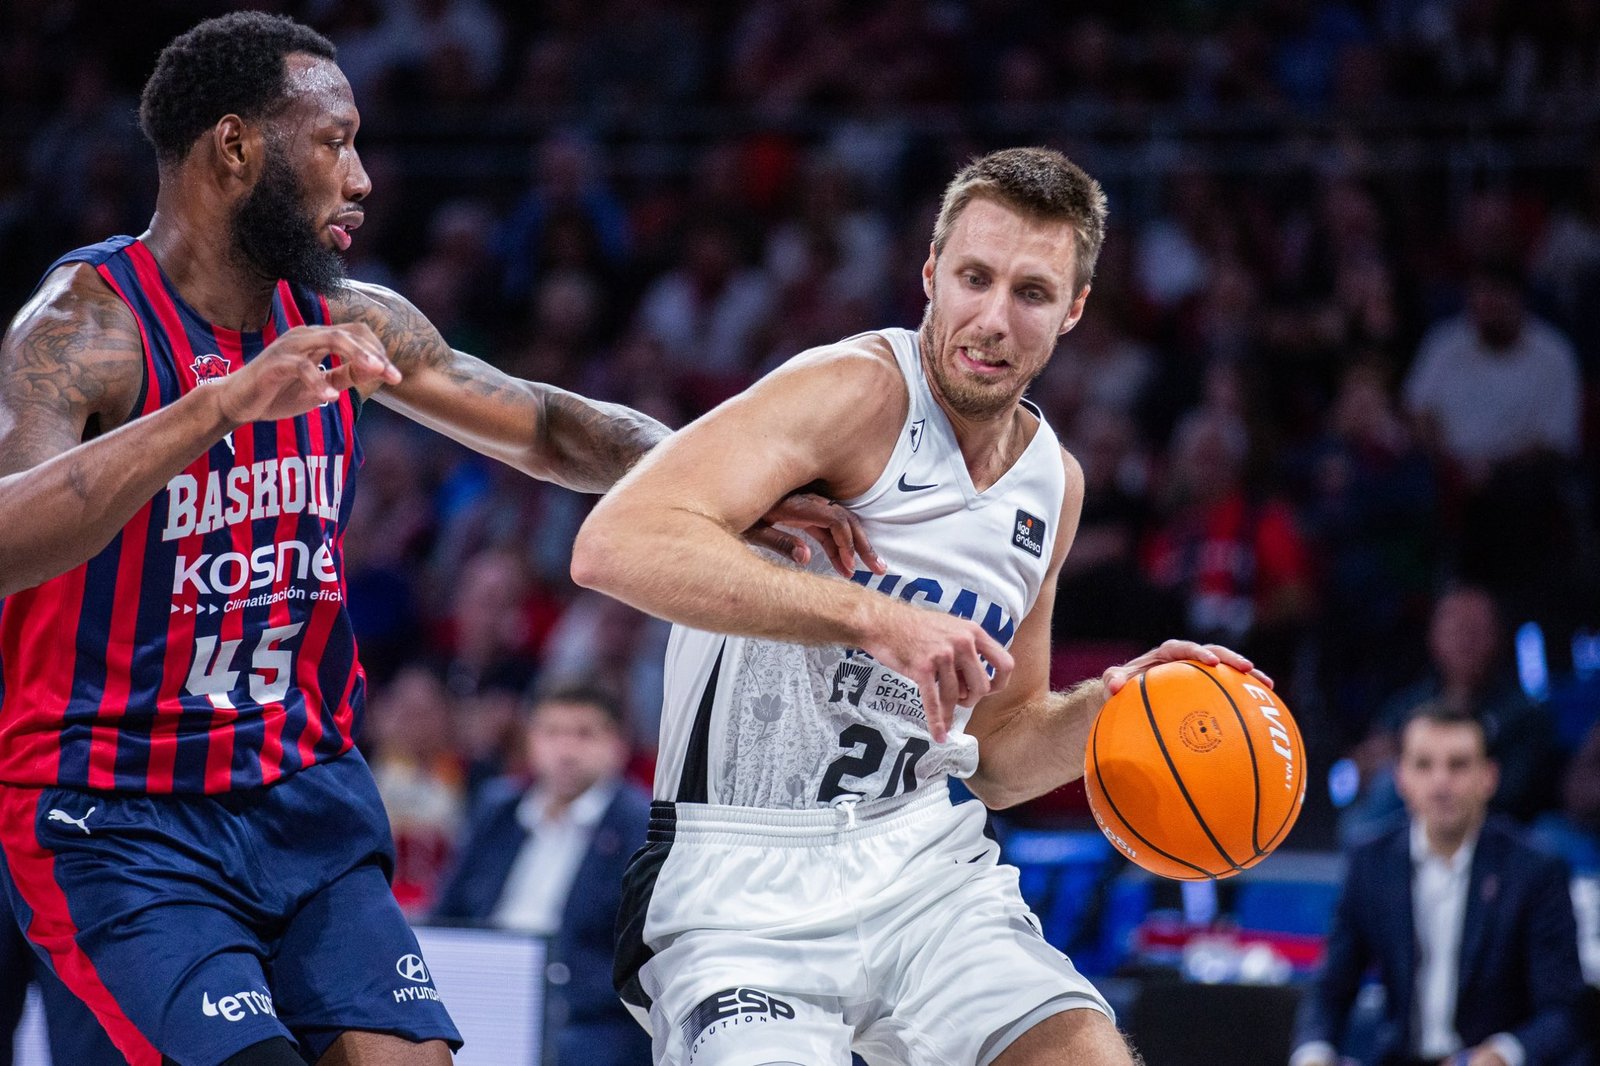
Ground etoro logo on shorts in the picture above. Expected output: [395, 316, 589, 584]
[680, 987, 795, 1050]
[201, 987, 276, 1022]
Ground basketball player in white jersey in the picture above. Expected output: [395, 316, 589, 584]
[571, 147, 1269, 1066]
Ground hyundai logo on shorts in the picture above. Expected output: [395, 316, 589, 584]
[396, 955, 430, 983]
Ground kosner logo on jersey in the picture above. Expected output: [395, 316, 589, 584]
[162, 457, 347, 596]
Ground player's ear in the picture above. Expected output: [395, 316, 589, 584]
[1058, 285, 1091, 336]
[212, 115, 254, 181]
[922, 243, 937, 300]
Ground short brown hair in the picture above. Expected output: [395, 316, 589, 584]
[528, 679, 628, 732]
[1400, 702, 1490, 758]
[932, 147, 1109, 292]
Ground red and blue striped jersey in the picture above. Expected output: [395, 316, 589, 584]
[0, 236, 367, 794]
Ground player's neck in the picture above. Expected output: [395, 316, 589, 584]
[936, 397, 1033, 494]
[1421, 816, 1481, 861]
[143, 205, 279, 332]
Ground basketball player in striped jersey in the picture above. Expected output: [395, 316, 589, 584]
[0, 13, 871, 1066]
[573, 148, 1272, 1066]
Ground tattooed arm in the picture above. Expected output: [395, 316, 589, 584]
[329, 281, 667, 493]
[0, 265, 395, 599]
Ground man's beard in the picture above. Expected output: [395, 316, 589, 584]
[231, 154, 346, 296]
[918, 295, 1039, 421]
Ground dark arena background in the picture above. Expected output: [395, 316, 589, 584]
[1, 1, 1597, 1064]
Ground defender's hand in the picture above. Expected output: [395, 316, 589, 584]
[745, 492, 886, 578]
[1101, 640, 1272, 696]
[864, 608, 1014, 744]
[217, 324, 399, 425]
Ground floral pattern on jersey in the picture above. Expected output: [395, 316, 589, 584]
[715, 636, 978, 809]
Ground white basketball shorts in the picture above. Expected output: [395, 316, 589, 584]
[614, 786, 1113, 1065]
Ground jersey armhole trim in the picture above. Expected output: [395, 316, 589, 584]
[674, 641, 725, 804]
[838, 329, 918, 511]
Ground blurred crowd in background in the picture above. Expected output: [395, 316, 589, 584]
[1, 0, 1598, 919]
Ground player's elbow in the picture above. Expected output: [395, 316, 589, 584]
[569, 513, 619, 592]
[963, 770, 1029, 811]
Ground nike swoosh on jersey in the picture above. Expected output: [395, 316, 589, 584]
[897, 474, 938, 492]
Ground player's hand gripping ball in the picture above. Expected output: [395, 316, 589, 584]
[1085, 661, 1306, 880]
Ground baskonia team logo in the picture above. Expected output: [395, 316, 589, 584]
[190, 353, 232, 383]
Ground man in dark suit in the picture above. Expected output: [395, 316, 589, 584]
[432, 683, 651, 1066]
[1292, 705, 1588, 1066]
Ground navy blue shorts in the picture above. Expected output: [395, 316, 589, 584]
[0, 750, 461, 1066]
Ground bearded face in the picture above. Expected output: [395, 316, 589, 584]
[230, 146, 348, 295]
[917, 198, 1086, 423]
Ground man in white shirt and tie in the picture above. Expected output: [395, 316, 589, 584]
[1291, 705, 1588, 1066]
[432, 683, 652, 1066]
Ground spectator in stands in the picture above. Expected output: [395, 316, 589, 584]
[1342, 585, 1564, 842]
[1293, 706, 1588, 1066]
[496, 130, 630, 304]
[366, 666, 467, 917]
[1141, 408, 1314, 655]
[1052, 406, 1180, 647]
[1531, 717, 1600, 878]
[637, 216, 775, 376]
[1566, 718, 1600, 837]
[433, 683, 651, 1066]
[453, 664, 533, 800]
[1293, 361, 1438, 738]
[541, 589, 671, 746]
[431, 548, 543, 701]
[1403, 259, 1582, 485]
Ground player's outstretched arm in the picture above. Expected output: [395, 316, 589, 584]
[0, 266, 395, 599]
[571, 338, 1012, 741]
[326, 281, 879, 566]
[967, 450, 1272, 808]
[329, 281, 669, 493]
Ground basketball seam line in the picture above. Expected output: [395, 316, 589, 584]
[1091, 688, 1215, 880]
[1138, 671, 1245, 875]
[1185, 662, 1264, 858]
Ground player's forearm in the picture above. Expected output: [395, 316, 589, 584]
[533, 386, 670, 493]
[0, 387, 236, 598]
[572, 503, 882, 646]
[968, 678, 1107, 809]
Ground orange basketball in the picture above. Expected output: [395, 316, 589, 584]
[1084, 660, 1306, 880]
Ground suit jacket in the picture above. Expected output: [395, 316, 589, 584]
[432, 776, 652, 1066]
[1295, 816, 1588, 1065]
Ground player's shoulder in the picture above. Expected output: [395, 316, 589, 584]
[2, 261, 143, 405]
[1057, 443, 1084, 494]
[1053, 443, 1085, 523]
[781, 331, 905, 390]
[746, 331, 910, 429]
[324, 277, 408, 323]
[6, 260, 137, 344]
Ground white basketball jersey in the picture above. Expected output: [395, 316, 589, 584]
[655, 328, 1067, 810]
